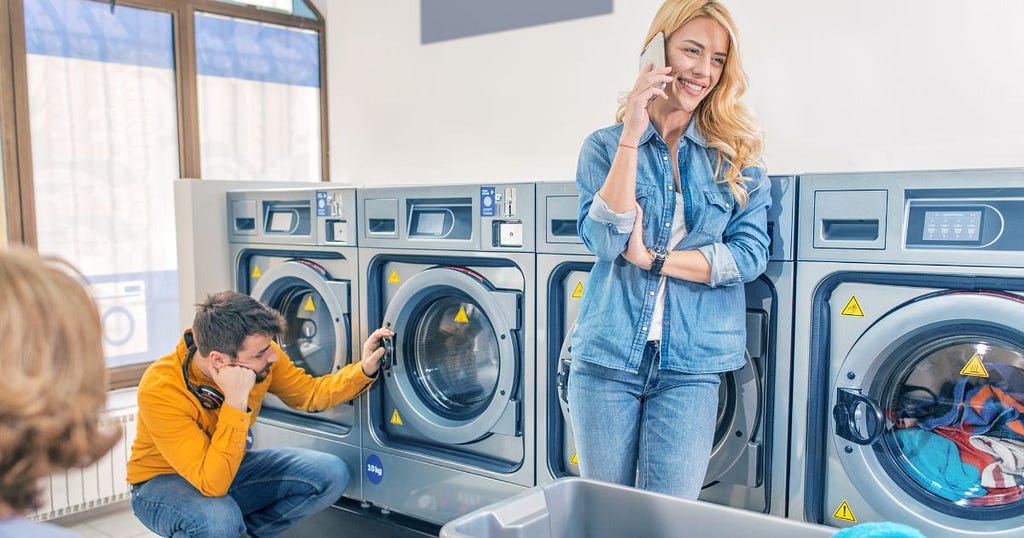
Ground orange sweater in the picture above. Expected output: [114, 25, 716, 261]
[127, 332, 375, 496]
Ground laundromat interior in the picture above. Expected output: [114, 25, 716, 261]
[2, 1, 1024, 537]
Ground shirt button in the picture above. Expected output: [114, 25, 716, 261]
[641, 326, 648, 331]
[663, 156, 668, 161]
[649, 291, 655, 296]
[664, 222, 670, 227]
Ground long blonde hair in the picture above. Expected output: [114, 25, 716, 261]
[0, 246, 120, 514]
[617, 0, 764, 206]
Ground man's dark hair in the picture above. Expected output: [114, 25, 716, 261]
[192, 291, 285, 357]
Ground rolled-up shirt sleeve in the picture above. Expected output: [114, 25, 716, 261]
[697, 166, 772, 288]
[698, 242, 741, 287]
[588, 192, 635, 234]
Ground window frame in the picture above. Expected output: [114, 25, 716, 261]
[2, 0, 328, 389]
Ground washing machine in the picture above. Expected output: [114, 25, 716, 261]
[789, 169, 1024, 536]
[92, 279, 149, 358]
[535, 177, 796, 516]
[227, 186, 363, 500]
[357, 183, 535, 525]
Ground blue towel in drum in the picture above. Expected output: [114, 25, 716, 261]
[833, 522, 926, 537]
[895, 428, 985, 501]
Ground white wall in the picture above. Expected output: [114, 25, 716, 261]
[314, 1, 1024, 183]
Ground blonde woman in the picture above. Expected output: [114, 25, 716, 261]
[0, 246, 120, 536]
[568, 0, 770, 498]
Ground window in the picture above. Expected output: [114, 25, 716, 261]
[3, 0, 326, 385]
[24, 0, 181, 367]
[195, 12, 322, 180]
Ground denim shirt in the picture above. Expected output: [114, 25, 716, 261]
[572, 118, 771, 374]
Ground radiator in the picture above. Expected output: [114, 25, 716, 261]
[30, 407, 137, 521]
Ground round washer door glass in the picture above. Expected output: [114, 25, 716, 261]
[411, 296, 499, 419]
[882, 335, 1024, 510]
[271, 288, 336, 375]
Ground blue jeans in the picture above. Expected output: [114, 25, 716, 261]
[567, 340, 721, 499]
[130, 448, 348, 538]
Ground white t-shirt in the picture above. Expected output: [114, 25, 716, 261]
[648, 191, 687, 342]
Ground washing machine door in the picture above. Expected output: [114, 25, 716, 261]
[382, 266, 520, 445]
[832, 291, 1024, 529]
[556, 310, 764, 487]
[250, 259, 351, 377]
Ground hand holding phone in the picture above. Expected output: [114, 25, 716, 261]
[639, 32, 667, 90]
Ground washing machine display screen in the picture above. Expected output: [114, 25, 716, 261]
[921, 210, 982, 242]
[410, 297, 499, 419]
[414, 212, 446, 236]
[880, 335, 1024, 509]
[268, 211, 294, 233]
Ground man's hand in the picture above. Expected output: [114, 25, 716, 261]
[210, 364, 256, 411]
[359, 327, 395, 377]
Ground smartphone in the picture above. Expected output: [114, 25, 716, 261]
[639, 31, 667, 89]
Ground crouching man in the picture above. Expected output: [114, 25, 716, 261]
[128, 291, 392, 537]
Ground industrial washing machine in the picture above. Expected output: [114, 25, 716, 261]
[789, 169, 1024, 535]
[227, 186, 363, 500]
[357, 183, 536, 525]
[535, 177, 796, 516]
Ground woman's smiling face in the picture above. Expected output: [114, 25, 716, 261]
[663, 17, 729, 114]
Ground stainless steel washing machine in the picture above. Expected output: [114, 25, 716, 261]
[789, 169, 1024, 535]
[535, 177, 796, 516]
[227, 186, 363, 500]
[357, 183, 536, 525]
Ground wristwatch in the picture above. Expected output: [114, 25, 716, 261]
[648, 246, 668, 276]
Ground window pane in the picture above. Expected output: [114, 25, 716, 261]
[209, 0, 318, 19]
[24, 0, 180, 368]
[195, 12, 322, 181]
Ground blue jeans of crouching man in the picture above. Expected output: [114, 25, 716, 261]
[131, 447, 348, 537]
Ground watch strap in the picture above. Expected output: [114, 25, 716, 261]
[648, 247, 667, 275]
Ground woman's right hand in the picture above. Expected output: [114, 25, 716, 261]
[621, 63, 672, 144]
[622, 203, 653, 270]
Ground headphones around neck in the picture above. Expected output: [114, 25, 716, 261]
[182, 330, 225, 410]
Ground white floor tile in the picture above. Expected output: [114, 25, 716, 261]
[82, 509, 151, 537]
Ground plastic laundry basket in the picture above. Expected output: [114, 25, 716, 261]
[440, 478, 835, 538]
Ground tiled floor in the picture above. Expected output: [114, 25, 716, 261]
[55, 503, 159, 538]
[53, 499, 440, 538]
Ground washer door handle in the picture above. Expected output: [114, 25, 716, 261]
[380, 335, 394, 371]
[833, 388, 883, 445]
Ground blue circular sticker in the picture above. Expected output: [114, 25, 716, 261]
[365, 454, 384, 484]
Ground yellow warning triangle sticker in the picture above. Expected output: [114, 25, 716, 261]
[572, 282, 584, 299]
[454, 306, 470, 323]
[303, 296, 316, 312]
[960, 353, 990, 377]
[388, 270, 401, 284]
[841, 296, 864, 316]
[833, 500, 857, 522]
[390, 409, 403, 425]
[570, 452, 578, 465]
[252, 265, 262, 279]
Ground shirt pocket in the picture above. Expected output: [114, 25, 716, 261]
[635, 185, 658, 243]
[697, 187, 734, 240]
